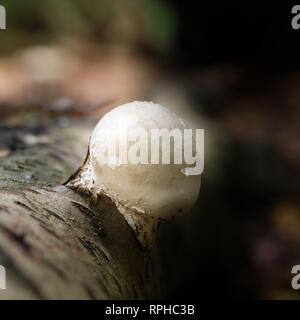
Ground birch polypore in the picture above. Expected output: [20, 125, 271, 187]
[65, 101, 201, 250]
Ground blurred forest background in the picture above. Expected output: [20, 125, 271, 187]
[0, 0, 300, 299]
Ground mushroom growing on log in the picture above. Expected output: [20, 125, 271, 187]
[65, 101, 201, 251]
[0, 101, 201, 299]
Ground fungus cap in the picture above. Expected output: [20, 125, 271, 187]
[66, 101, 201, 249]
[89, 101, 200, 219]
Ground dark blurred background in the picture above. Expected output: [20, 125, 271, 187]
[0, 0, 300, 299]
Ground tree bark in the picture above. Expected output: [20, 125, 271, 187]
[0, 118, 148, 299]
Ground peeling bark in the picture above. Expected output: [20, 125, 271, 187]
[0, 121, 149, 299]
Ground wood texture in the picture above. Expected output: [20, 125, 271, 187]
[0, 121, 148, 299]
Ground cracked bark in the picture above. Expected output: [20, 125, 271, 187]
[0, 119, 149, 299]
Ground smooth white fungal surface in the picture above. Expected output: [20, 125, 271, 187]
[88, 101, 201, 219]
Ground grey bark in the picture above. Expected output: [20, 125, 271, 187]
[0, 120, 149, 299]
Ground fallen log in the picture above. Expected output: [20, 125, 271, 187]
[0, 118, 148, 299]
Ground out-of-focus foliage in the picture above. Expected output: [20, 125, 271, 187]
[0, 0, 176, 55]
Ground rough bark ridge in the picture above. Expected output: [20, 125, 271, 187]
[0, 120, 148, 299]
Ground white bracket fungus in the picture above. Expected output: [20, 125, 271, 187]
[64, 101, 201, 251]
